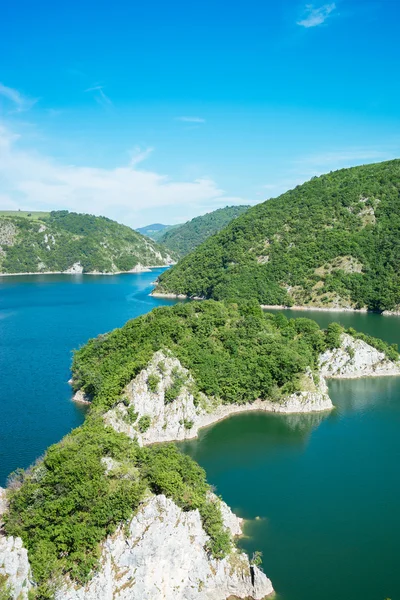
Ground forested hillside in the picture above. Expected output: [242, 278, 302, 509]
[0, 210, 173, 274]
[155, 160, 400, 311]
[152, 205, 250, 256]
[72, 299, 393, 410]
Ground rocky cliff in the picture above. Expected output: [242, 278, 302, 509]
[0, 487, 273, 600]
[319, 333, 400, 378]
[103, 352, 333, 446]
[57, 494, 273, 600]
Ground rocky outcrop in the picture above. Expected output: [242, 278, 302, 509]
[0, 488, 32, 600]
[319, 333, 400, 378]
[57, 494, 273, 600]
[64, 261, 84, 274]
[104, 353, 333, 447]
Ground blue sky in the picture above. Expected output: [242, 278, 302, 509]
[0, 0, 399, 227]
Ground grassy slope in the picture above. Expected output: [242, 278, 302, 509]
[0, 210, 172, 274]
[0, 210, 51, 220]
[155, 205, 250, 256]
[155, 160, 400, 311]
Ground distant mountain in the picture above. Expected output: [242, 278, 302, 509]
[136, 223, 172, 239]
[155, 205, 250, 257]
[0, 210, 174, 274]
[137, 223, 183, 243]
[155, 160, 400, 312]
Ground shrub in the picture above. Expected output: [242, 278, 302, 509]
[147, 374, 160, 393]
[180, 419, 194, 430]
[137, 415, 151, 432]
[325, 322, 343, 349]
[126, 407, 138, 424]
[164, 370, 186, 405]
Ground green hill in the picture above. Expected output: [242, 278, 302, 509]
[0, 210, 173, 274]
[154, 205, 250, 256]
[155, 160, 400, 312]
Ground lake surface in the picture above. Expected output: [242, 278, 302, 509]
[180, 308, 400, 600]
[0, 269, 177, 485]
[1, 283, 399, 600]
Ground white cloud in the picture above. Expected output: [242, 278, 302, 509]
[0, 83, 37, 112]
[297, 3, 336, 28]
[0, 124, 245, 226]
[176, 116, 206, 123]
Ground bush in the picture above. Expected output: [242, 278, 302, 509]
[147, 374, 160, 393]
[137, 415, 151, 432]
[180, 419, 194, 430]
[325, 322, 343, 349]
[164, 370, 186, 404]
[126, 407, 138, 424]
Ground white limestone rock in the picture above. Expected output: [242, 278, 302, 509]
[104, 351, 214, 445]
[319, 333, 400, 378]
[57, 494, 273, 600]
[104, 353, 333, 447]
[0, 488, 33, 600]
[64, 262, 84, 274]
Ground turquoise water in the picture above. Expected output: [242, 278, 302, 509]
[0, 270, 177, 485]
[1, 283, 399, 600]
[179, 309, 400, 600]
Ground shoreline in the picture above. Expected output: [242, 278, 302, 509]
[0, 265, 172, 278]
[151, 292, 399, 316]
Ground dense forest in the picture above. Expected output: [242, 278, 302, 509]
[146, 205, 250, 256]
[71, 300, 397, 411]
[155, 160, 400, 311]
[0, 210, 173, 274]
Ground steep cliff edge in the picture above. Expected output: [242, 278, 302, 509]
[57, 494, 273, 600]
[103, 351, 333, 446]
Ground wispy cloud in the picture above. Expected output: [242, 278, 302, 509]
[175, 116, 206, 123]
[129, 146, 154, 166]
[297, 3, 336, 28]
[84, 84, 113, 108]
[0, 83, 37, 112]
[0, 124, 245, 226]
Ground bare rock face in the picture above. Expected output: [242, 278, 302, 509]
[64, 262, 84, 274]
[57, 494, 273, 600]
[0, 488, 32, 600]
[319, 333, 400, 378]
[104, 353, 333, 447]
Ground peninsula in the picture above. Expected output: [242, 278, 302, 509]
[1, 301, 399, 599]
